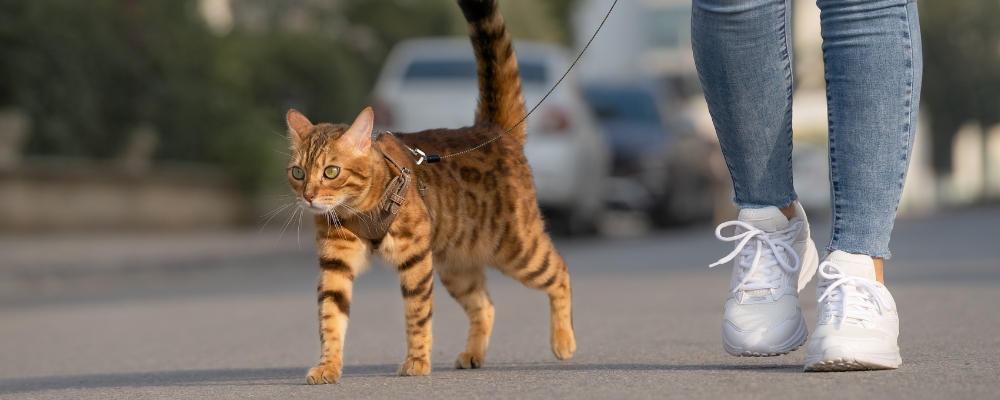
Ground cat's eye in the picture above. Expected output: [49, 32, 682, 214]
[291, 166, 305, 180]
[324, 166, 340, 179]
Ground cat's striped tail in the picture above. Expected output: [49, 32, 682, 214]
[458, 0, 527, 145]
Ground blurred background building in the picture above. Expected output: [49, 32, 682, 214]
[0, 0, 998, 233]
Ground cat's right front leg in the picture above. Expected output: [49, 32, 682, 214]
[306, 231, 368, 385]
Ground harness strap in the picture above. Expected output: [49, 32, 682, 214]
[347, 150, 411, 249]
[344, 132, 437, 249]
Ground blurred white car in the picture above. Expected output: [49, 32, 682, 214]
[370, 38, 611, 234]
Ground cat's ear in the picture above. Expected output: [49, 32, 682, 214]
[344, 107, 374, 156]
[286, 109, 313, 144]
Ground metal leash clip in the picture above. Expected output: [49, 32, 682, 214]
[406, 146, 440, 164]
[410, 147, 427, 165]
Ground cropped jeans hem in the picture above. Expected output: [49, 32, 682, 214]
[826, 246, 892, 260]
[733, 196, 798, 211]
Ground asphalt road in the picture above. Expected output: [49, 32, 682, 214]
[2, 206, 999, 399]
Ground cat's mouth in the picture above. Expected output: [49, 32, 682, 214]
[297, 196, 347, 215]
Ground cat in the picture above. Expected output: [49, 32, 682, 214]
[284, 0, 575, 384]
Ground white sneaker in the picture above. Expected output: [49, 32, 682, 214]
[804, 251, 902, 371]
[710, 203, 819, 357]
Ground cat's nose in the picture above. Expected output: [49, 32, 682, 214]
[303, 192, 317, 202]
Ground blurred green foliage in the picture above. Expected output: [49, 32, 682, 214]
[4, 0, 994, 184]
[920, 0, 1000, 171]
[0, 0, 571, 190]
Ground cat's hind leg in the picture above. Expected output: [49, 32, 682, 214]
[498, 235, 576, 360]
[438, 265, 495, 369]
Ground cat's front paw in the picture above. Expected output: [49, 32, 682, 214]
[551, 328, 576, 360]
[454, 351, 485, 369]
[306, 364, 342, 384]
[398, 357, 431, 376]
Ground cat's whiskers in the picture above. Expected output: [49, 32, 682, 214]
[296, 207, 304, 250]
[340, 204, 361, 215]
[338, 204, 365, 222]
[277, 207, 300, 243]
[259, 202, 295, 233]
[270, 129, 295, 146]
[340, 204, 375, 234]
[328, 208, 346, 240]
[260, 202, 293, 219]
[272, 149, 292, 157]
[325, 210, 333, 237]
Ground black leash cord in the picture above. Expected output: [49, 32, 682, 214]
[411, 0, 618, 164]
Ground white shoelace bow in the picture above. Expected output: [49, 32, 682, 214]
[709, 220, 802, 293]
[816, 261, 894, 326]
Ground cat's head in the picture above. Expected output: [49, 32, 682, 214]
[285, 108, 374, 215]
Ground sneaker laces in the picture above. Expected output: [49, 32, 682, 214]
[709, 220, 802, 293]
[816, 261, 893, 327]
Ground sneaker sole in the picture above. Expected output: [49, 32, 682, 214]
[804, 355, 901, 372]
[723, 315, 809, 357]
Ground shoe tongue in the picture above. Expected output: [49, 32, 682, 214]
[734, 207, 790, 298]
[824, 251, 876, 280]
[738, 207, 790, 231]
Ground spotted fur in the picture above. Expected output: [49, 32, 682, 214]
[286, 0, 574, 384]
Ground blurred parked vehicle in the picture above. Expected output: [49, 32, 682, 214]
[370, 38, 611, 234]
[582, 84, 714, 226]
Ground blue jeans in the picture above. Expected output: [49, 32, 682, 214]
[692, 0, 922, 259]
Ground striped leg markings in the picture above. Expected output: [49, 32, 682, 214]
[542, 248, 575, 360]
[396, 249, 434, 376]
[398, 248, 430, 272]
[504, 235, 576, 360]
[308, 260, 354, 384]
[520, 248, 550, 286]
[307, 230, 368, 385]
[439, 267, 495, 369]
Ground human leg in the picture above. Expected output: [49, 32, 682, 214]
[807, 0, 921, 370]
[692, 0, 797, 210]
[821, 0, 923, 260]
[693, 0, 820, 357]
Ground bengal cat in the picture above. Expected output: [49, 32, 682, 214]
[284, 0, 575, 384]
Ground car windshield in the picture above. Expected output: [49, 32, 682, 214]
[583, 88, 661, 124]
[404, 59, 546, 85]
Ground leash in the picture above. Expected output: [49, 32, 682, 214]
[405, 0, 618, 165]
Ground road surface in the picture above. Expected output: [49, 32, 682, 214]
[1, 206, 998, 399]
